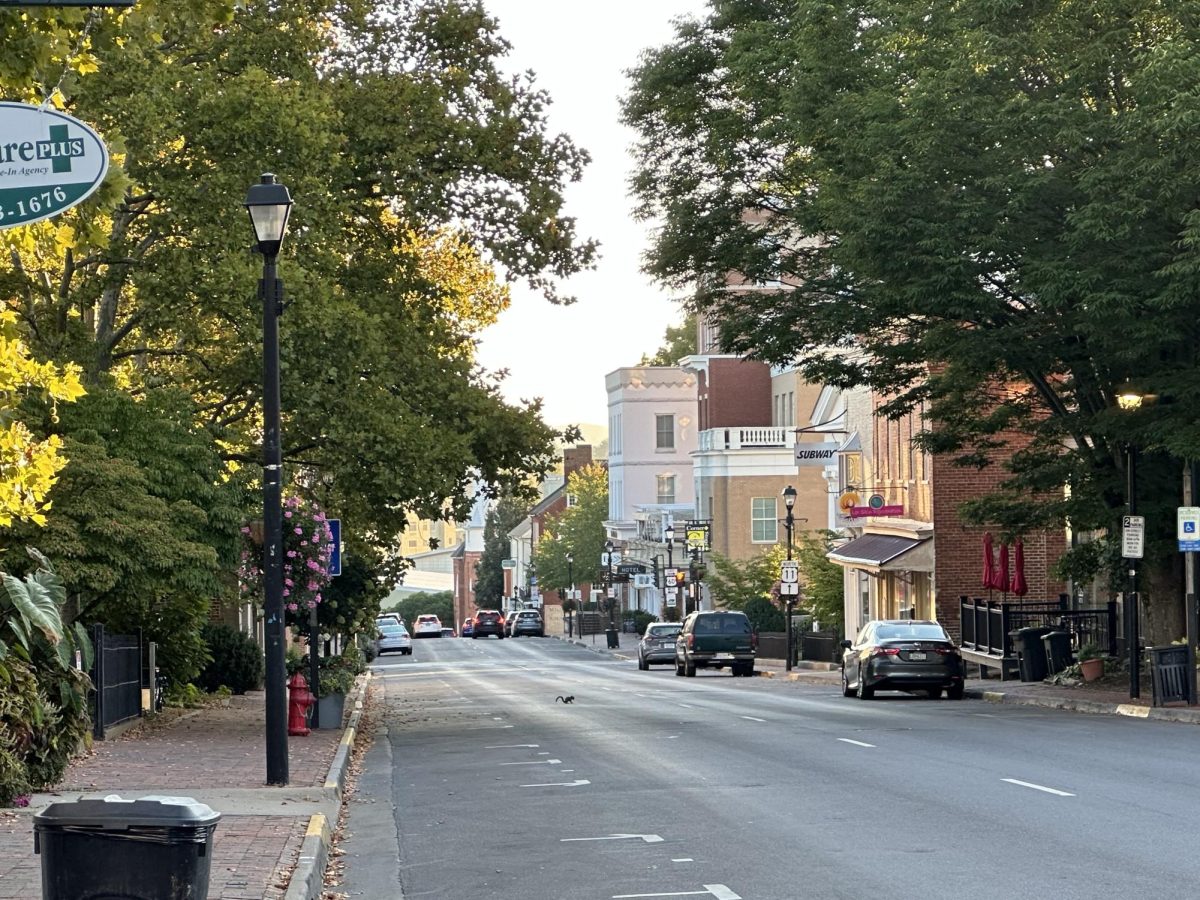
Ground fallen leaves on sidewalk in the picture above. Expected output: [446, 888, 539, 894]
[320, 679, 380, 900]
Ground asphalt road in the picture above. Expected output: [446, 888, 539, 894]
[338, 634, 1200, 900]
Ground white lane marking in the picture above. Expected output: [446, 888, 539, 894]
[521, 779, 590, 788]
[499, 759, 562, 766]
[1002, 778, 1075, 797]
[537, 751, 550, 755]
[739, 715, 766, 723]
[838, 738, 875, 748]
[667, 735, 679, 740]
[492, 716, 504, 720]
[678, 703, 694, 709]
[672, 858, 693, 863]
[612, 893, 708, 899]
[706, 887, 741, 900]
[485, 744, 539, 749]
[561, 769, 575, 772]
[561, 833, 664, 844]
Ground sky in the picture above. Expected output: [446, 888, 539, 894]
[474, 0, 709, 430]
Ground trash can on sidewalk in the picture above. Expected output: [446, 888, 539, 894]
[1043, 631, 1073, 676]
[1012, 626, 1054, 681]
[34, 794, 220, 900]
[606, 626, 620, 649]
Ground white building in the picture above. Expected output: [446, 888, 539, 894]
[604, 366, 698, 617]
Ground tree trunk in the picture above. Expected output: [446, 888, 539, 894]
[1141, 552, 1184, 646]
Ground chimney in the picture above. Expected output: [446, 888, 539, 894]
[563, 445, 593, 480]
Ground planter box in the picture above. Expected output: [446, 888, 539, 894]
[315, 692, 345, 728]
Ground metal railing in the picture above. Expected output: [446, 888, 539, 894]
[90, 624, 144, 739]
[697, 427, 794, 451]
[959, 595, 1117, 659]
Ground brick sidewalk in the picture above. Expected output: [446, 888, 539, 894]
[0, 693, 344, 899]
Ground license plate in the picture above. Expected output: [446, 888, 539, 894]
[909, 651, 927, 661]
[714, 653, 733, 659]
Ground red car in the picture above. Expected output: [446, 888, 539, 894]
[472, 609, 505, 639]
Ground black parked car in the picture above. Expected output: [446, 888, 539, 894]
[472, 609, 505, 639]
[675, 610, 756, 677]
[840, 620, 965, 700]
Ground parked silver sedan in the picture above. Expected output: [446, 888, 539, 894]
[376, 623, 412, 656]
[637, 622, 682, 670]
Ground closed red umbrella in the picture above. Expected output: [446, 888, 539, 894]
[1011, 539, 1029, 596]
[994, 543, 1011, 593]
[982, 532, 996, 591]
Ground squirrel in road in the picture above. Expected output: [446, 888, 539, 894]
[556, 695, 575, 704]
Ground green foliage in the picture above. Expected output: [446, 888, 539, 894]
[640, 312, 697, 366]
[623, 0, 1200, 635]
[1077, 643, 1102, 662]
[165, 682, 205, 709]
[197, 624, 264, 695]
[627, 609, 656, 636]
[531, 464, 610, 593]
[0, 549, 93, 806]
[706, 548, 783, 610]
[316, 650, 359, 698]
[319, 553, 387, 641]
[743, 596, 785, 633]
[474, 496, 528, 606]
[795, 532, 846, 634]
[390, 591, 454, 626]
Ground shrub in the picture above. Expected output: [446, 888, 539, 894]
[197, 625, 264, 695]
[627, 609, 656, 635]
[743, 596, 785, 633]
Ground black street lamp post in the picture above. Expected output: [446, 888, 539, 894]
[782, 485, 798, 672]
[566, 552, 574, 638]
[604, 540, 619, 648]
[1117, 386, 1144, 700]
[664, 523, 681, 621]
[246, 173, 293, 786]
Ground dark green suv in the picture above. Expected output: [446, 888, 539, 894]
[675, 611, 757, 677]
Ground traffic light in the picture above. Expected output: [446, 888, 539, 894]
[675, 569, 686, 587]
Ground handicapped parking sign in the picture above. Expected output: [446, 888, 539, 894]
[1178, 507, 1200, 552]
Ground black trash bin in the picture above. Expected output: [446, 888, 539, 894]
[1042, 631, 1073, 676]
[606, 626, 620, 649]
[1012, 626, 1054, 682]
[35, 794, 220, 900]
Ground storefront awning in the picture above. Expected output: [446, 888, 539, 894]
[827, 534, 934, 573]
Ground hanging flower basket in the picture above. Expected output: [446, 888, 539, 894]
[239, 497, 334, 628]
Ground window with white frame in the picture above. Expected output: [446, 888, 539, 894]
[751, 497, 778, 543]
[566, 493, 578, 507]
[656, 414, 675, 450]
[656, 474, 676, 505]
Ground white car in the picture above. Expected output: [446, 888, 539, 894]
[376, 623, 412, 656]
[414, 614, 443, 638]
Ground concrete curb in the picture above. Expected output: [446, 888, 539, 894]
[285, 671, 371, 900]
[978, 688, 1200, 723]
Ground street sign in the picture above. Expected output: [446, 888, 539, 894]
[1179, 507, 1200, 552]
[327, 518, 341, 576]
[664, 567, 677, 583]
[617, 562, 646, 575]
[780, 560, 800, 584]
[0, 103, 109, 229]
[633, 574, 654, 589]
[666, 593, 677, 608]
[685, 522, 710, 552]
[600, 552, 610, 566]
[779, 581, 800, 596]
[1122, 515, 1145, 560]
[501, 558, 516, 569]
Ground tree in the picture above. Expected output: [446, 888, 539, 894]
[624, 1, 1200, 641]
[796, 532, 845, 634]
[531, 464, 609, 595]
[389, 591, 454, 628]
[0, 0, 597, 573]
[640, 312, 697, 366]
[474, 496, 527, 608]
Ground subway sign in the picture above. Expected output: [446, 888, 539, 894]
[0, 103, 109, 229]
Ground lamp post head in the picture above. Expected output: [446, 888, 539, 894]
[605, 539, 614, 552]
[782, 484, 797, 511]
[566, 552, 573, 564]
[245, 173, 293, 258]
[664, 523, 674, 543]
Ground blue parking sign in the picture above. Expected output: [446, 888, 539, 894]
[328, 518, 341, 576]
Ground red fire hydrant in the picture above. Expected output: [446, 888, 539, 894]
[288, 672, 314, 736]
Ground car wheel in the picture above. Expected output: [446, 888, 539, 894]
[675, 658, 685, 676]
[472, 634, 478, 639]
[638, 655, 649, 671]
[856, 665, 874, 699]
[841, 667, 855, 697]
[684, 658, 696, 677]
[498, 634, 505, 639]
[926, 687, 943, 699]
[404, 649, 412, 655]
[947, 683, 965, 700]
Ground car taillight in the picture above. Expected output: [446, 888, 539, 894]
[870, 646, 900, 658]
[498, 617, 505, 625]
[933, 647, 958, 655]
[751, 631, 758, 651]
[687, 633, 694, 649]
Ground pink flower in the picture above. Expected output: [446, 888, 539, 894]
[240, 526, 251, 534]
[287, 602, 298, 611]
[294, 527, 303, 535]
[287, 551, 297, 558]
[307, 600, 317, 609]
[284, 511, 292, 518]
[283, 589, 290, 597]
[13, 795, 30, 808]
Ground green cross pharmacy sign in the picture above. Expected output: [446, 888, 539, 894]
[0, 102, 108, 229]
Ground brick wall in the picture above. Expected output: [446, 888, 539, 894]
[564, 445, 593, 479]
[932, 435, 1066, 641]
[704, 359, 772, 428]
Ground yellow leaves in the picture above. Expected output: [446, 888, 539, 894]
[0, 311, 84, 529]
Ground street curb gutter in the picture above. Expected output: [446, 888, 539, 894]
[980, 689, 1200, 723]
[285, 671, 371, 900]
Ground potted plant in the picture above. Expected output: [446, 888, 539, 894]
[214, 685, 232, 708]
[314, 656, 356, 727]
[1077, 644, 1104, 682]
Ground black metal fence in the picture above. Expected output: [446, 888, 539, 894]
[90, 624, 144, 739]
[959, 595, 1118, 661]
[801, 631, 840, 663]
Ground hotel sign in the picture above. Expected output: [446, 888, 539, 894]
[0, 103, 109, 229]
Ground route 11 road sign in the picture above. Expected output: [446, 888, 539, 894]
[1122, 515, 1145, 560]
[779, 560, 800, 596]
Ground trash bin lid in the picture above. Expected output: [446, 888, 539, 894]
[34, 795, 220, 830]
